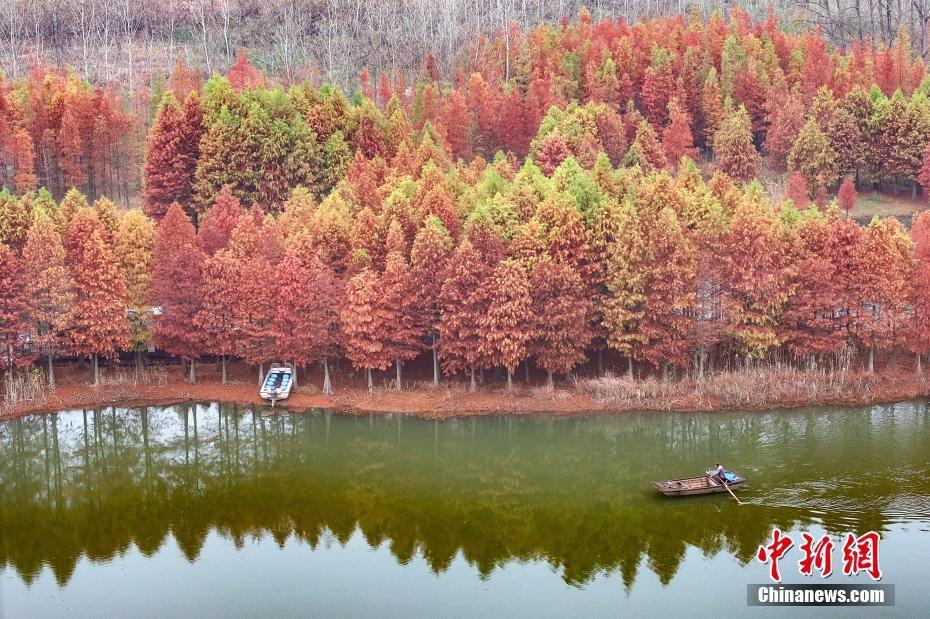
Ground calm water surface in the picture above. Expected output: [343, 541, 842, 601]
[2, 402, 929, 617]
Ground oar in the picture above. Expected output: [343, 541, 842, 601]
[721, 478, 742, 505]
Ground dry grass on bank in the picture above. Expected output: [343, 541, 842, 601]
[577, 366, 929, 411]
[1, 368, 48, 413]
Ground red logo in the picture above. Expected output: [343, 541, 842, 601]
[842, 532, 882, 580]
[756, 529, 882, 582]
[756, 529, 794, 582]
[798, 533, 834, 577]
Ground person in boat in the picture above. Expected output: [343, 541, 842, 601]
[713, 463, 726, 484]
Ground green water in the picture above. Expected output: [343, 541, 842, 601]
[1, 402, 929, 617]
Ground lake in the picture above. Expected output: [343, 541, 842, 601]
[2, 402, 929, 617]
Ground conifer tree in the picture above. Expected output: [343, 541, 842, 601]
[784, 171, 811, 207]
[58, 104, 84, 191]
[410, 217, 453, 386]
[0, 244, 32, 393]
[197, 186, 243, 255]
[275, 233, 343, 394]
[530, 257, 593, 385]
[476, 259, 533, 389]
[22, 212, 72, 386]
[855, 218, 915, 372]
[603, 201, 648, 374]
[909, 211, 930, 369]
[788, 117, 838, 196]
[763, 92, 805, 169]
[375, 221, 421, 390]
[143, 92, 203, 220]
[662, 98, 698, 166]
[625, 119, 668, 173]
[719, 198, 795, 358]
[713, 104, 759, 182]
[341, 268, 383, 391]
[438, 239, 485, 389]
[837, 177, 857, 214]
[0, 191, 31, 252]
[149, 203, 204, 381]
[12, 128, 37, 192]
[65, 210, 130, 385]
[116, 210, 157, 363]
[196, 248, 240, 384]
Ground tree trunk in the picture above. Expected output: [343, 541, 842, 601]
[189, 358, 196, 383]
[662, 363, 669, 382]
[470, 366, 476, 392]
[868, 346, 875, 373]
[93, 353, 99, 386]
[598, 349, 604, 377]
[323, 359, 333, 395]
[547, 371, 554, 389]
[221, 355, 227, 385]
[506, 368, 513, 390]
[136, 349, 143, 370]
[432, 332, 439, 387]
[913, 181, 918, 201]
[627, 356, 633, 379]
[479, 366, 485, 384]
[395, 359, 402, 391]
[292, 363, 298, 388]
[917, 352, 922, 374]
[47, 352, 55, 388]
[258, 363, 264, 387]
[524, 358, 530, 383]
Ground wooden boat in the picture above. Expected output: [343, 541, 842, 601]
[651, 471, 746, 497]
[260, 364, 293, 405]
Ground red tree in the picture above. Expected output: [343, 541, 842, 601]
[530, 258, 593, 385]
[65, 210, 130, 384]
[837, 177, 857, 214]
[149, 203, 204, 381]
[662, 98, 698, 166]
[785, 171, 811, 207]
[410, 217, 453, 386]
[274, 233, 343, 393]
[375, 222, 422, 390]
[22, 213, 72, 386]
[12, 128, 37, 192]
[196, 249, 240, 384]
[143, 92, 203, 220]
[227, 48, 267, 90]
[536, 134, 572, 176]
[229, 215, 278, 382]
[910, 211, 930, 369]
[198, 186, 242, 255]
[438, 238, 485, 389]
[855, 218, 914, 371]
[476, 259, 533, 389]
[341, 268, 383, 390]
[0, 244, 33, 392]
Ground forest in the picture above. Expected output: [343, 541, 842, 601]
[4, 9, 930, 400]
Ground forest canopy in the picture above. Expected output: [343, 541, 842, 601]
[3, 9, 930, 394]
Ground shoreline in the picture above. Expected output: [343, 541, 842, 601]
[2, 364, 928, 420]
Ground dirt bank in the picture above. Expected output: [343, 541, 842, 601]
[2, 360, 928, 420]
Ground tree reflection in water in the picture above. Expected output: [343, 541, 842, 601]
[1, 401, 928, 589]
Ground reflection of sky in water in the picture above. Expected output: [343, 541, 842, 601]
[1, 402, 929, 617]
